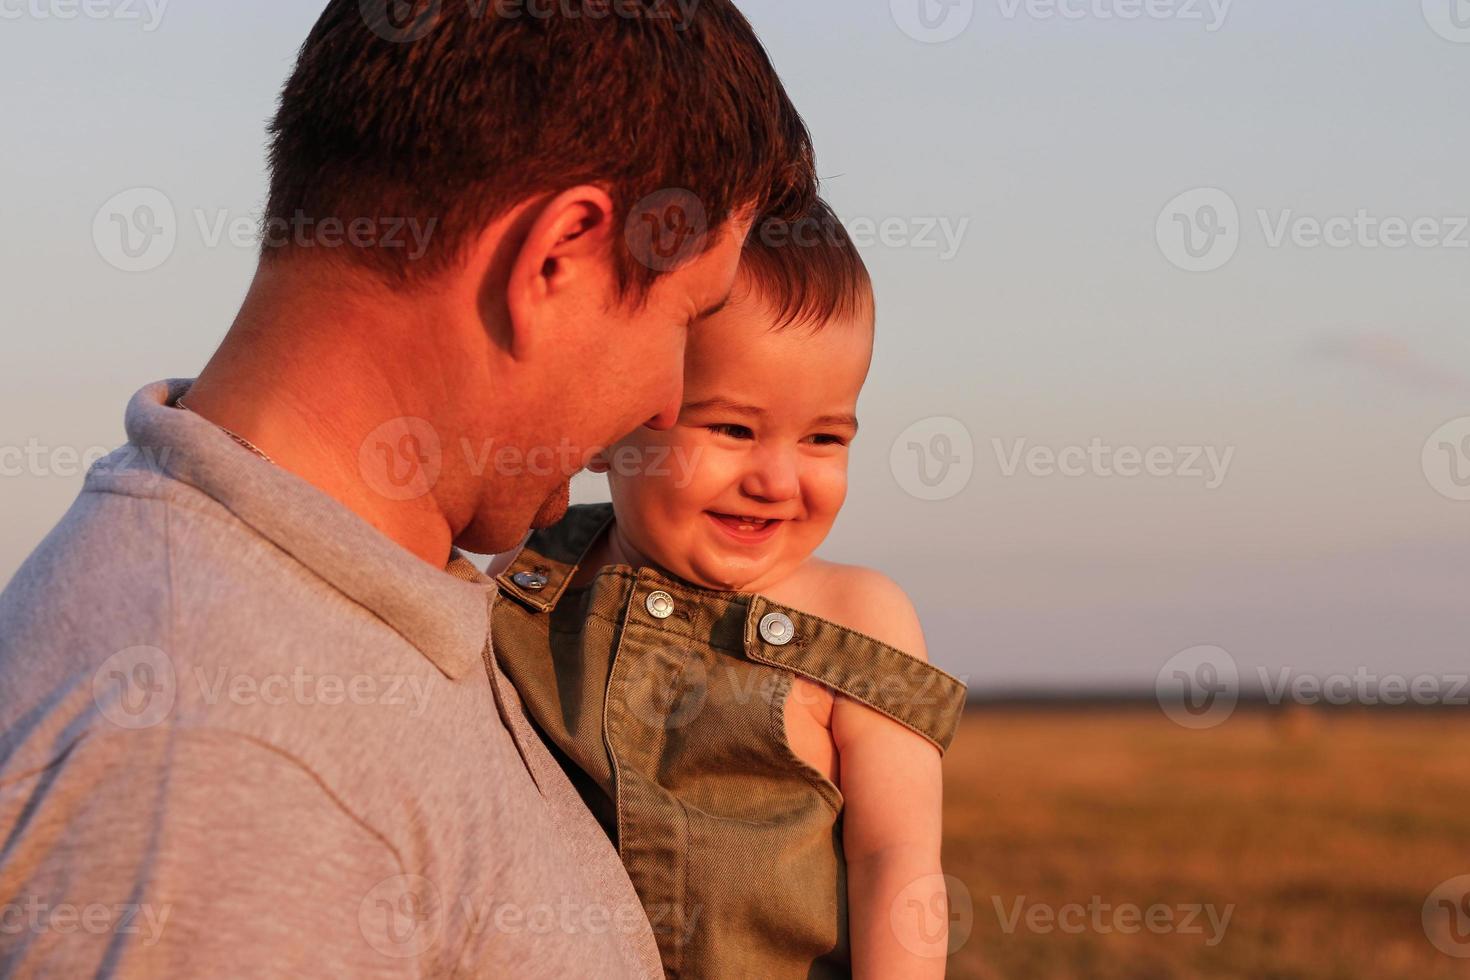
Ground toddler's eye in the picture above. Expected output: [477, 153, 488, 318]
[709, 424, 754, 440]
[808, 434, 848, 447]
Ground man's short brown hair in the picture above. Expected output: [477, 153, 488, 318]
[738, 199, 873, 330]
[263, 0, 817, 295]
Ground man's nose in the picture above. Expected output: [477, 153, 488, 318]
[643, 384, 684, 432]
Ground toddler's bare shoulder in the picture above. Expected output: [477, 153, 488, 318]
[798, 560, 928, 662]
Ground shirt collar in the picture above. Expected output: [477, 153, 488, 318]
[100, 379, 491, 680]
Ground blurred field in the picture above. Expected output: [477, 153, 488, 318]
[940, 707, 1470, 979]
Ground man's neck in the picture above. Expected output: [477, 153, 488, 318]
[185, 265, 462, 570]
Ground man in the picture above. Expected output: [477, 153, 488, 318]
[0, 2, 815, 974]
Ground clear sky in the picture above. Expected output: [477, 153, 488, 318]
[2, 1, 1468, 693]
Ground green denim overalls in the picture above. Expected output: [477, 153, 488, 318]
[491, 504, 968, 979]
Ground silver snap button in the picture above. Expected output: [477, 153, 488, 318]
[646, 591, 675, 619]
[512, 570, 549, 592]
[759, 612, 795, 646]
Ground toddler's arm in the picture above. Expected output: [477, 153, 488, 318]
[830, 569, 949, 980]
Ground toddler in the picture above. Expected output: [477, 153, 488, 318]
[493, 201, 967, 979]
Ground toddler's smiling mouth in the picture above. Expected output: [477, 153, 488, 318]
[706, 511, 786, 543]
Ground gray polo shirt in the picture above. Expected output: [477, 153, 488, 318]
[0, 380, 662, 978]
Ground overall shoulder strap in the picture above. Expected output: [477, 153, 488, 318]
[741, 595, 968, 753]
[495, 503, 615, 612]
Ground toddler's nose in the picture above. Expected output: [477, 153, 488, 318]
[742, 445, 800, 503]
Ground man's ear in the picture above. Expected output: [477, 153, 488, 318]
[504, 185, 618, 361]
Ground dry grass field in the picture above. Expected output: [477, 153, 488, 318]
[939, 707, 1470, 979]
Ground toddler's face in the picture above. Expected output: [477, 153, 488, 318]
[601, 286, 874, 594]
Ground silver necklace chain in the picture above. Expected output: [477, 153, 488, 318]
[175, 397, 276, 465]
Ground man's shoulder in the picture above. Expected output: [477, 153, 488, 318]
[1, 478, 178, 656]
[0, 469, 326, 661]
[0, 474, 409, 775]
